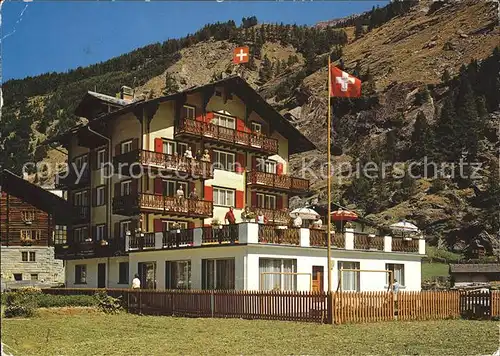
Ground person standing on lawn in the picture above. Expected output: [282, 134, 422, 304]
[132, 274, 141, 289]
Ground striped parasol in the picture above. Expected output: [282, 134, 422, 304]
[331, 208, 358, 221]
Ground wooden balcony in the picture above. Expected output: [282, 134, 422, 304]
[175, 119, 278, 155]
[309, 229, 345, 248]
[112, 194, 213, 218]
[249, 207, 290, 225]
[259, 225, 300, 245]
[54, 238, 125, 260]
[122, 224, 424, 254]
[354, 233, 384, 251]
[114, 149, 214, 179]
[202, 225, 238, 244]
[248, 171, 309, 193]
[392, 238, 419, 253]
[55, 167, 90, 189]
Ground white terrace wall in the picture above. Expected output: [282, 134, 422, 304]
[245, 245, 422, 292]
[65, 256, 129, 289]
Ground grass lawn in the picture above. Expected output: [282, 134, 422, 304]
[1, 308, 499, 355]
[422, 262, 450, 281]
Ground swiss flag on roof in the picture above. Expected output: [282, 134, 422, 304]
[329, 65, 362, 98]
[233, 46, 249, 64]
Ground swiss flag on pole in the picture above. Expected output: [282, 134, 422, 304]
[330, 65, 362, 98]
[233, 46, 249, 64]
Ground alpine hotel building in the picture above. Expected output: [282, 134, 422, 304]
[50, 76, 425, 292]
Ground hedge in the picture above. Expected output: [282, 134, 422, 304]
[36, 294, 97, 308]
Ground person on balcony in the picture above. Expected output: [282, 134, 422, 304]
[201, 149, 211, 162]
[311, 217, 323, 229]
[224, 206, 236, 225]
[293, 213, 303, 228]
[195, 149, 202, 161]
[241, 206, 251, 222]
[176, 185, 185, 205]
[184, 146, 193, 161]
[256, 211, 267, 239]
[188, 187, 199, 200]
[172, 152, 180, 167]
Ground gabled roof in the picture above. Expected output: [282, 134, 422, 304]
[0, 170, 73, 225]
[74, 91, 132, 119]
[450, 264, 500, 274]
[49, 76, 316, 154]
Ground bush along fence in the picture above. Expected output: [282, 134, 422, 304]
[40, 289, 500, 324]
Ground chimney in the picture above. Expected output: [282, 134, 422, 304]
[120, 86, 134, 101]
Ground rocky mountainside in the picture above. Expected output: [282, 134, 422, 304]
[1, 0, 499, 258]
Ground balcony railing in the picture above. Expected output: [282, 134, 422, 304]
[114, 149, 214, 179]
[248, 171, 309, 193]
[392, 238, 419, 253]
[163, 229, 194, 248]
[122, 224, 425, 255]
[249, 207, 290, 225]
[309, 229, 346, 248]
[54, 238, 125, 260]
[354, 233, 384, 251]
[55, 167, 90, 189]
[176, 119, 278, 154]
[202, 225, 238, 244]
[259, 225, 300, 245]
[112, 194, 213, 218]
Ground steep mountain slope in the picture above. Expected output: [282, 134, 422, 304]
[2, 0, 499, 258]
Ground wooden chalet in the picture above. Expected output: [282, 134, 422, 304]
[0, 169, 72, 247]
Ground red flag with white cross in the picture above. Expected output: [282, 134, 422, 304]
[329, 65, 362, 98]
[233, 46, 250, 64]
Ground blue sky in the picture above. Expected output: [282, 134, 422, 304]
[2, 1, 387, 81]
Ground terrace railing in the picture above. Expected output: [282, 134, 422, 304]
[259, 225, 300, 245]
[354, 233, 384, 251]
[202, 225, 238, 244]
[392, 238, 419, 253]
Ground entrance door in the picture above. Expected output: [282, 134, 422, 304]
[138, 262, 157, 289]
[97, 263, 106, 288]
[312, 266, 324, 292]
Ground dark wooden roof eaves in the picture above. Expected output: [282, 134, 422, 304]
[0, 170, 72, 225]
[449, 264, 500, 274]
[74, 91, 129, 118]
[49, 76, 316, 154]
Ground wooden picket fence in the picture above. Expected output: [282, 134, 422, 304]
[492, 290, 500, 317]
[39, 288, 500, 325]
[397, 291, 461, 320]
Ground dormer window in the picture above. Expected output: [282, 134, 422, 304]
[251, 122, 262, 134]
[213, 114, 235, 129]
[183, 106, 195, 120]
[121, 140, 132, 154]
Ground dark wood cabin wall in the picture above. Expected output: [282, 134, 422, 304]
[0, 193, 52, 246]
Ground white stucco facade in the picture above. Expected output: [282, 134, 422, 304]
[64, 226, 424, 292]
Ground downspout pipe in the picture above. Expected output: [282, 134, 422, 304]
[86, 126, 112, 255]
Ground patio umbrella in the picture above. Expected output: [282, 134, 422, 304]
[331, 208, 358, 231]
[289, 207, 320, 220]
[390, 220, 419, 239]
